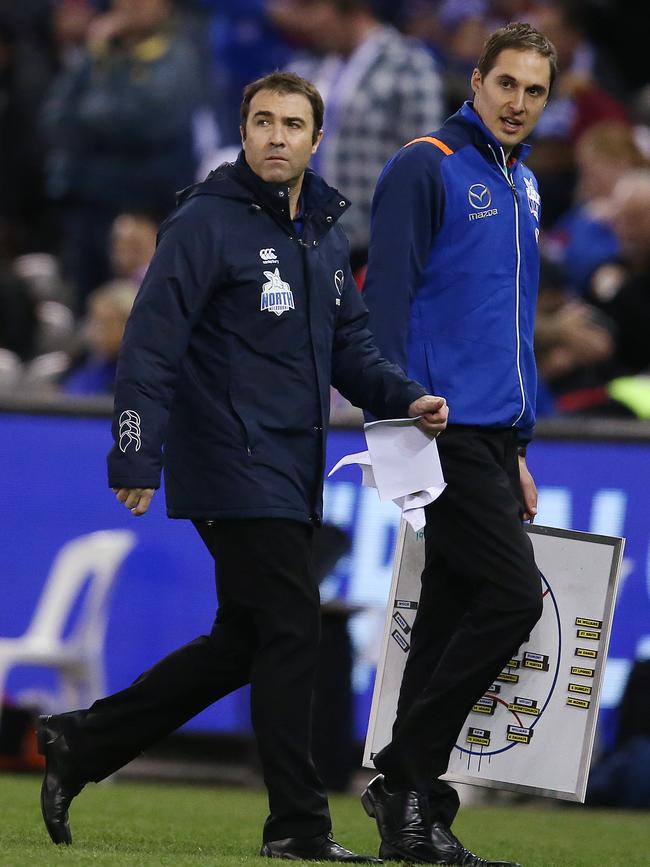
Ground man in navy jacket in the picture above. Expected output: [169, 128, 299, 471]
[361, 24, 557, 866]
[36, 72, 448, 860]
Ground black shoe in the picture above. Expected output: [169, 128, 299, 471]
[37, 714, 85, 845]
[260, 833, 382, 862]
[361, 774, 438, 863]
[430, 822, 521, 867]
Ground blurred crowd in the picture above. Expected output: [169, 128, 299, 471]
[1, 0, 650, 420]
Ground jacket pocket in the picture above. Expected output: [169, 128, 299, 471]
[227, 386, 253, 456]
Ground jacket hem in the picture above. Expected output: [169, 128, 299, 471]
[166, 506, 315, 523]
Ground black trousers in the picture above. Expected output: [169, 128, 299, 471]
[59, 519, 330, 842]
[373, 426, 543, 823]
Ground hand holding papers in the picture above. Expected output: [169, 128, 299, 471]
[328, 418, 446, 532]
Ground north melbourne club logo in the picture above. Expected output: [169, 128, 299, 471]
[118, 410, 142, 453]
[523, 177, 540, 221]
[259, 247, 279, 264]
[260, 268, 295, 316]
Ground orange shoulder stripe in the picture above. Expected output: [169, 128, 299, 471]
[404, 136, 454, 156]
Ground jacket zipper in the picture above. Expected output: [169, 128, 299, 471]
[488, 144, 526, 426]
[298, 235, 325, 523]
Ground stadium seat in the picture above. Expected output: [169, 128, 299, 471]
[0, 530, 136, 732]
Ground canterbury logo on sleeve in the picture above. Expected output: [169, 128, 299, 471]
[119, 410, 142, 453]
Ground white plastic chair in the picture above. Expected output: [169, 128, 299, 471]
[0, 530, 136, 729]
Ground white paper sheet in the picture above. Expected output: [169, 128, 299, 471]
[327, 418, 446, 531]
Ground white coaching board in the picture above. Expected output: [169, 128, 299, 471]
[363, 523, 625, 802]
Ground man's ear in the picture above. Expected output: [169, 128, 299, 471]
[311, 128, 324, 155]
[240, 125, 246, 144]
[470, 68, 481, 96]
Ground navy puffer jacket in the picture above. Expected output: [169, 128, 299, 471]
[107, 153, 426, 523]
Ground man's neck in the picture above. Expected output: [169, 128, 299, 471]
[289, 175, 304, 219]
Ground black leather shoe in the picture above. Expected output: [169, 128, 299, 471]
[429, 821, 521, 867]
[260, 834, 382, 862]
[37, 714, 85, 845]
[361, 774, 438, 863]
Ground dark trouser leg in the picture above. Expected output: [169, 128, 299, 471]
[374, 428, 543, 803]
[191, 519, 330, 842]
[390, 553, 467, 825]
[58, 521, 257, 781]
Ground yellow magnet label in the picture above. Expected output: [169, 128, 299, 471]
[566, 697, 590, 709]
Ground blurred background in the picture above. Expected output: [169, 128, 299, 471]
[1, 0, 650, 810]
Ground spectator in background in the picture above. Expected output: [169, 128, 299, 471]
[587, 170, 650, 394]
[269, 0, 443, 271]
[41, 0, 202, 310]
[109, 212, 157, 285]
[586, 659, 650, 808]
[534, 257, 623, 417]
[526, 0, 628, 226]
[404, 0, 491, 116]
[51, 0, 97, 70]
[197, 0, 291, 150]
[60, 279, 136, 395]
[0, 2, 58, 255]
[0, 263, 38, 364]
[546, 122, 648, 297]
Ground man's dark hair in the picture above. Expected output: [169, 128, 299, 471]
[477, 22, 558, 94]
[240, 71, 324, 144]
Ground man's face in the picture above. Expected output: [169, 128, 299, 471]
[471, 48, 551, 152]
[241, 89, 322, 186]
[611, 181, 650, 267]
[112, 0, 168, 37]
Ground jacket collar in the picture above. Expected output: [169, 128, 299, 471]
[232, 152, 351, 237]
[452, 101, 532, 165]
[177, 152, 351, 241]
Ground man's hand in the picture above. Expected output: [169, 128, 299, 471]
[518, 455, 538, 522]
[112, 487, 155, 516]
[408, 394, 448, 435]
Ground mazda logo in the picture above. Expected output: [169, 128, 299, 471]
[468, 184, 492, 210]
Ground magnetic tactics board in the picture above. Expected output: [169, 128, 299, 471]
[363, 524, 624, 801]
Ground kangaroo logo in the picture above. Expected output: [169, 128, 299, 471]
[119, 410, 142, 453]
[523, 176, 540, 221]
[260, 268, 295, 316]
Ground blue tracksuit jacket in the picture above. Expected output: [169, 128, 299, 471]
[107, 153, 426, 522]
[363, 101, 541, 444]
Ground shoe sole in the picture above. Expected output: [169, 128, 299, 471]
[378, 842, 441, 863]
[37, 717, 72, 846]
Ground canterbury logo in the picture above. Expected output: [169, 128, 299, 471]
[259, 248, 278, 262]
[119, 410, 141, 453]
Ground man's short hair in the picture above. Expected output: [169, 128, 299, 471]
[477, 22, 558, 94]
[240, 71, 325, 144]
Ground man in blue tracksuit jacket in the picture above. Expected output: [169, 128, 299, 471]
[36, 72, 448, 860]
[360, 24, 557, 866]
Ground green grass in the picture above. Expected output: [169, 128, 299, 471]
[0, 772, 647, 866]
